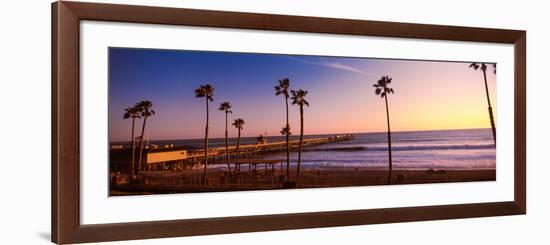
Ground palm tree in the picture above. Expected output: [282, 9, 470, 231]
[123, 106, 141, 179]
[470, 63, 496, 143]
[373, 76, 395, 185]
[136, 100, 155, 177]
[195, 84, 214, 185]
[218, 101, 232, 174]
[280, 126, 291, 138]
[275, 78, 291, 180]
[232, 118, 245, 172]
[291, 89, 309, 179]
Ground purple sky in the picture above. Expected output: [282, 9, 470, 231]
[109, 48, 496, 142]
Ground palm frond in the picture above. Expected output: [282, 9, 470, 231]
[135, 100, 154, 118]
[232, 118, 245, 129]
[195, 88, 205, 97]
[480, 63, 487, 72]
[218, 101, 232, 112]
[275, 78, 290, 97]
[373, 76, 394, 98]
[280, 126, 292, 136]
[290, 89, 309, 107]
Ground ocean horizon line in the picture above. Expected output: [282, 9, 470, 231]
[110, 127, 492, 144]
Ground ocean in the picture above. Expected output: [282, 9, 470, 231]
[123, 128, 495, 170]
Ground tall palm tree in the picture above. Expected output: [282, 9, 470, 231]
[275, 78, 291, 180]
[470, 63, 496, 143]
[291, 89, 309, 179]
[232, 118, 245, 172]
[373, 76, 395, 185]
[218, 101, 232, 174]
[123, 106, 141, 179]
[136, 100, 155, 177]
[195, 84, 214, 185]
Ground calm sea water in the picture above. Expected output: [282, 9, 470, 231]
[119, 128, 495, 170]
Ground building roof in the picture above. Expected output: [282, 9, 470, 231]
[147, 146, 189, 153]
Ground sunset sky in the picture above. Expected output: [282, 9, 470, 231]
[108, 48, 496, 142]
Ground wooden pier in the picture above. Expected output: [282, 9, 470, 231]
[142, 134, 355, 172]
[110, 134, 354, 176]
[190, 133, 354, 159]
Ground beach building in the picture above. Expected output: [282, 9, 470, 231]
[145, 147, 188, 171]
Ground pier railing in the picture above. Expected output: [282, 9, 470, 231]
[187, 134, 354, 159]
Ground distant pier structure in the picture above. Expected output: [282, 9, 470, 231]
[111, 134, 354, 172]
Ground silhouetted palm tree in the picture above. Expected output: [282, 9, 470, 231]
[123, 106, 141, 179]
[280, 126, 292, 138]
[136, 100, 155, 177]
[373, 76, 394, 185]
[195, 84, 214, 185]
[219, 101, 232, 174]
[232, 118, 245, 172]
[275, 78, 291, 180]
[469, 63, 496, 143]
[291, 89, 309, 179]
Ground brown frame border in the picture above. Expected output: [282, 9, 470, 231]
[52, 1, 526, 244]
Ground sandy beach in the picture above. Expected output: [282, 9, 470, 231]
[110, 167, 495, 196]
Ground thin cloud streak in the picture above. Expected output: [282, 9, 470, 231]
[285, 56, 377, 77]
[325, 62, 370, 75]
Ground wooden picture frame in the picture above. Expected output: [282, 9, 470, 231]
[51, 1, 526, 244]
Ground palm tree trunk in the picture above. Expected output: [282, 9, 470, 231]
[203, 97, 209, 186]
[296, 105, 304, 179]
[384, 95, 392, 185]
[285, 97, 290, 181]
[225, 113, 230, 174]
[137, 116, 148, 177]
[482, 70, 496, 144]
[234, 129, 241, 172]
[130, 118, 136, 179]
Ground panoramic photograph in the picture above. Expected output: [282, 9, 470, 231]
[108, 47, 496, 196]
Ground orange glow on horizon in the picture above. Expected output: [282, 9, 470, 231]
[109, 49, 497, 141]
